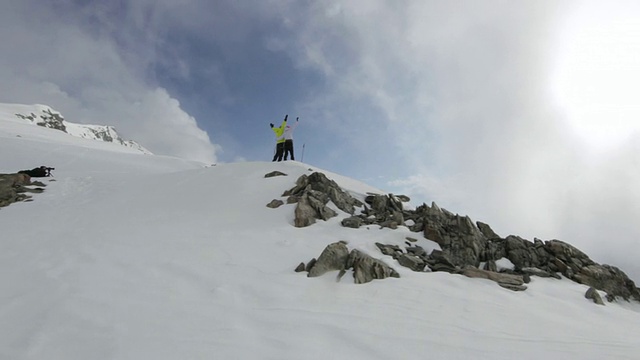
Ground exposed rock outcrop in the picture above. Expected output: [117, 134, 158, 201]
[16, 108, 66, 131]
[266, 199, 284, 208]
[299, 242, 399, 284]
[462, 267, 527, 291]
[347, 249, 400, 284]
[352, 195, 639, 301]
[14, 106, 151, 154]
[307, 241, 350, 277]
[282, 172, 363, 228]
[0, 173, 42, 208]
[585, 287, 605, 305]
[281, 171, 640, 301]
[264, 171, 287, 178]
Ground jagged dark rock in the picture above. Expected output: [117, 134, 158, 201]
[292, 191, 338, 228]
[573, 264, 639, 301]
[463, 267, 527, 291]
[375, 243, 403, 258]
[504, 235, 544, 269]
[477, 221, 500, 239]
[419, 202, 487, 268]
[341, 216, 363, 229]
[294, 263, 306, 272]
[406, 245, 427, 257]
[299, 242, 399, 284]
[585, 287, 605, 305]
[426, 250, 458, 273]
[266, 199, 284, 208]
[16, 109, 66, 131]
[483, 260, 498, 272]
[282, 170, 639, 301]
[498, 283, 528, 292]
[285, 172, 362, 214]
[307, 242, 350, 277]
[265, 171, 287, 178]
[347, 249, 400, 284]
[294, 194, 319, 227]
[521, 267, 562, 280]
[362, 194, 404, 228]
[0, 173, 42, 208]
[397, 254, 426, 272]
[379, 202, 638, 300]
[282, 172, 362, 228]
[305, 259, 317, 272]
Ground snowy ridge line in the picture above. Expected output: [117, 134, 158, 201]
[2, 102, 151, 154]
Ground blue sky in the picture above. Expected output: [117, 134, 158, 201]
[2, 1, 640, 278]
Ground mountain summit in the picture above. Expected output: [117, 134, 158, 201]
[1, 105, 639, 360]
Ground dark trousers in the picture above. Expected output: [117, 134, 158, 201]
[272, 142, 285, 162]
[284, 140, 294, 160]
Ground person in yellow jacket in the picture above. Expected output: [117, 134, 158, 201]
[270, 115, 288, 162]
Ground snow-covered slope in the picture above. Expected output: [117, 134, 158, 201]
[1, 103, 151, 154]
[1, 113, 639, 360]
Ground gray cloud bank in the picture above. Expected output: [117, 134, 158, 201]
[266, 1, 640, 280]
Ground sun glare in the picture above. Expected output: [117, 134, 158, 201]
[552, 2, 640, 150]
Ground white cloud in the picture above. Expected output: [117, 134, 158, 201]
[122, 88, 219, 164]
[266, 1, 640, 280]
[0, 0, 218, 164]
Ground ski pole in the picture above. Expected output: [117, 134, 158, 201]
[301, 143, 306, 162]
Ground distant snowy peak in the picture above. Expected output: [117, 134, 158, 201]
[64, 123, 152, 154]
[11, 104, 152, 155]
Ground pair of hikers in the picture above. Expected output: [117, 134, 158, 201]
[270, 115, 299, 162]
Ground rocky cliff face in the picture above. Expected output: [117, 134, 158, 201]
[14, 106, 151, 154]
[270, 171, 640, 302]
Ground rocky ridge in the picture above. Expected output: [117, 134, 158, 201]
[267, 170, 640, 303]
[14, 106, 151, 154]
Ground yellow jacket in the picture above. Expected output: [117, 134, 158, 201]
[272, 120, 287, 143]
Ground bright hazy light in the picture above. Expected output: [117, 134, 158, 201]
[553, 2, 640, 150]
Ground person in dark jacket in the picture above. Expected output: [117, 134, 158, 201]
[18, 166, 54, 177]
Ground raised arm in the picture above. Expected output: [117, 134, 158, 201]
[278, 114, 288, 131]
[290, 117, 300, 130]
